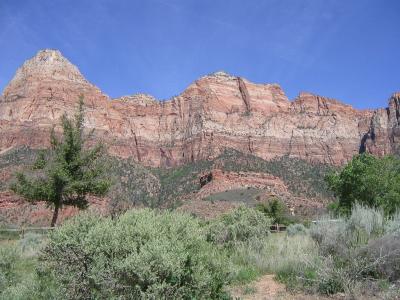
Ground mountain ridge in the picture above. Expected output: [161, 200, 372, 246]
[2, 49, 373, 108]
[0, 49, 399, 167]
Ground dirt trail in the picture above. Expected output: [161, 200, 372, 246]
[230, 274, 337, 300]
[231, 275, 285, 300]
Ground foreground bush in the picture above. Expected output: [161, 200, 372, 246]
[310, 204, 385, 257]
[41, 209, 229, 299]
[206, 206, 271, 248]
[303, 205, 400, 296]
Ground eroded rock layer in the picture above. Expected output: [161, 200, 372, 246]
[0, 50, 398, 167]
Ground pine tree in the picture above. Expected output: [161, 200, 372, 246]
[11, 97, 111, 227]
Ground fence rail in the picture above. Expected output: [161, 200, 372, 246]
[270, 224, 286, 232]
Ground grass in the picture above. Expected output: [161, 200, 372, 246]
[230, 233, 318, 281]
[0, 241, 37, 297]
[0, 230, 20, 241]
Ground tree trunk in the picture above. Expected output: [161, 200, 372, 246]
[51, 205, 60, 227]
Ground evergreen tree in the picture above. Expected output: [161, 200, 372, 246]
[11, 97, 111, 226]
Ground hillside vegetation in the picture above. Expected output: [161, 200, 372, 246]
[2, 151, 400, 298]
[0, 147, 333, 210]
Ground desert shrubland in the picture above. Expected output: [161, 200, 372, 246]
[1, 204, 400, 299]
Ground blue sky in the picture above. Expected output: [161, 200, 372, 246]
[0, 0, 399, 108]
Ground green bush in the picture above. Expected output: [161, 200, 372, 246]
[206, 206, 271, 248]
[41, 209, 230, 299]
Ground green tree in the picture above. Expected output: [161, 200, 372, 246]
[11, 97, 111, 227]
[256, 198, 289, 224]
[326, 153, 400, 216]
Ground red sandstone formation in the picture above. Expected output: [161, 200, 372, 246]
[2, 49, 399, 223]
[178, 169, 327, 219]
[1, 50, 398, 168]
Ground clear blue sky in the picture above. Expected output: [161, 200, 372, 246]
[0, 0, 399, 108]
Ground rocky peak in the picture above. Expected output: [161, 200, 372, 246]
[2, 50, 87, 99]
[13, 49, 86, 83]
[115, 93, 158, 106]
[1, 49, 101, 103]
[201, 71, 236, 82]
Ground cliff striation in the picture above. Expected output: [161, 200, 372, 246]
[0, 50, 398, 167]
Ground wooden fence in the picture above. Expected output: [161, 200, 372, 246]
[270, 224, 286, 233]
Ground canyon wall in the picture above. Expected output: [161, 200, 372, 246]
[1, 50, 398, 167]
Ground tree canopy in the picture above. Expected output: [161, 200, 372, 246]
[11, 97, 111, 226]
[326, 153, 400, 216]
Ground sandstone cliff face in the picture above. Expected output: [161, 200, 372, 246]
[361, 93, 400, 156]
[0, 50, 397, 167]
[0, 49, 110, 157]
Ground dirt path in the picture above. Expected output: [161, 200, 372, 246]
[230, 274, 338, 300]
[230, 274, 286, 300]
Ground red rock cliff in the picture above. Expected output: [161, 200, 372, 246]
[0, 50, 397, 166]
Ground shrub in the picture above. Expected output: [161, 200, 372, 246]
[309, 217, 348, 256]
[206, 206, 271, 248]
[385, 211, 400, 233]
[310, 204, 385, 256]
[306, 205, 400, 296]
[41, 209, 230, 299]
[314, 256, 345, 295]
[362, 232, 400, 281]
[346, 204, 384, 245]
[286, 223, 308, 236]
